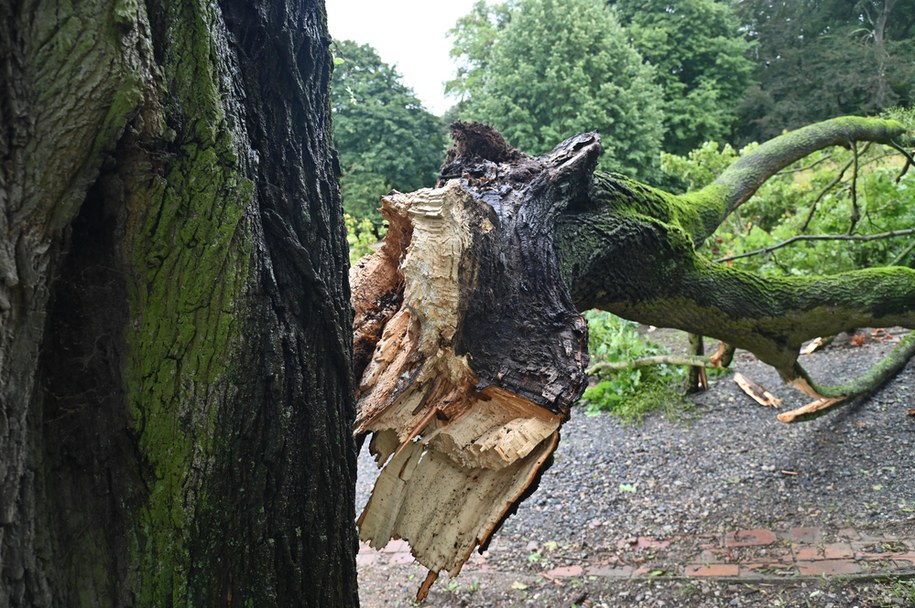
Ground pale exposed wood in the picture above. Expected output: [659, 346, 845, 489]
[353, 181, 567, 590]
[734, 372, 784, 407]
[777, 397, 847, 423]
[800, 337, 826, 355]
[788, 375, 828, 399]
[709, 342, 735, 368]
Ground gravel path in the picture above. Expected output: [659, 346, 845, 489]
[356, 329, 915, 607]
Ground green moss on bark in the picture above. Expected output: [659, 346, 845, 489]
[119, 2, 254, 603]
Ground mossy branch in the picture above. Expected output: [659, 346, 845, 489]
[683, 116, 907, 241]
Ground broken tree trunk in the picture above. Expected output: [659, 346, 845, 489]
[352, 118, 915, 595]
[352, 126, 594, 597]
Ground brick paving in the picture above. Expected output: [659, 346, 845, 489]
[358, 526, 915, 581]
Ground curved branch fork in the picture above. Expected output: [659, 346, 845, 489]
[352, 130, 598, 598]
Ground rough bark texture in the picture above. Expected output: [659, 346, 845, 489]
[352, 125, 594, 598]
[1, 1, 357, 606]
[354, 117, 915, 592]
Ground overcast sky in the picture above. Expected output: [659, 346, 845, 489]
[325, 0, 481, 116]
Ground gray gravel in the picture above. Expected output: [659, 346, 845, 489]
[356, 328, 915, 606]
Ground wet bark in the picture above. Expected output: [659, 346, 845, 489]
[1, 1, 357, 606]
[352, 126, 593, 599]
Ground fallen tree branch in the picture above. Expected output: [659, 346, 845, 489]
[715, 228, 915, 263]
[778, 332, 915, 422]
[587, 355, 712, 375]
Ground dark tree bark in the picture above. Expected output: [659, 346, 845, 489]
[353, 117, 915, 598]
[1, 1, 357, 606]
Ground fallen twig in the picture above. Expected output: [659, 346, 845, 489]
[734, 373, 783, 408]
[587, 355, 710, 375]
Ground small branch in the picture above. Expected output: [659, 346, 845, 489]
[801, 140, 873, 234]
[715, 228, 915, 263]
[889, 141, 914, 182]
[800, 157, 853, 232]
[848, 141, 860, 234]
[587, 355, 711, 375]
[891, 239, 915, 266]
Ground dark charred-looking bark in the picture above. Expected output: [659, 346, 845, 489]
[1, 1, 357, 606]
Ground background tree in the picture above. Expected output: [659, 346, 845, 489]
[445, 0, 513, 105]
[735, 0, 915, 142]
[611, 0, 755, 155]
[1, 1, 357, 605]
[332, 40, 447, 226]
[449, 0, 665, 181]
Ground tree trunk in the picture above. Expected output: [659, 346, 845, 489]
[1, 1, 358, 606]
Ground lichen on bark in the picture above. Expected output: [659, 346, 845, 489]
[2, 1, 358, 606]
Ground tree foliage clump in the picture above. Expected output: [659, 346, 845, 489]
[331, 40, 447, 225]
[610, 0, 755, 156]
[448, 0, 665, 180]
[735, 0, 915, 142]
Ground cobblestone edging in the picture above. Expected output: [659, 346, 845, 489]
[359, 526, 915, 582]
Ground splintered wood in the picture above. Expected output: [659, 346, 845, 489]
[733, 372, 783, 408]
[352, 183, 565, 599]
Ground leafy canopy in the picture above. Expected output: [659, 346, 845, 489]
[610, 0, 755, 156]
[448, 0, 664, 181]
[331, 40, 446, 225]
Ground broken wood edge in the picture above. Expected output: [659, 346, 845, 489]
[800, 336, 826, 356]
[780, 331, 915, 422]
[709, 342, 735, 368]
[734, 372, 783, 407]
[777, 397, 846, 423]
[358, 429, 561, 597]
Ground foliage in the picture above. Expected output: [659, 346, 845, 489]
[610, 0, 755, 155]
[448, 0, 665, 181]
[662, 127, 915, 275]
[734, 0, 915, 143]
[331, 40, 447, 225]
[578, 311, 684, 421]
[445, 0, 512, 102]
[345, 213, 383, 264]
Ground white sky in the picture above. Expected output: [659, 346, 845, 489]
[325, 0, 481, 116]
